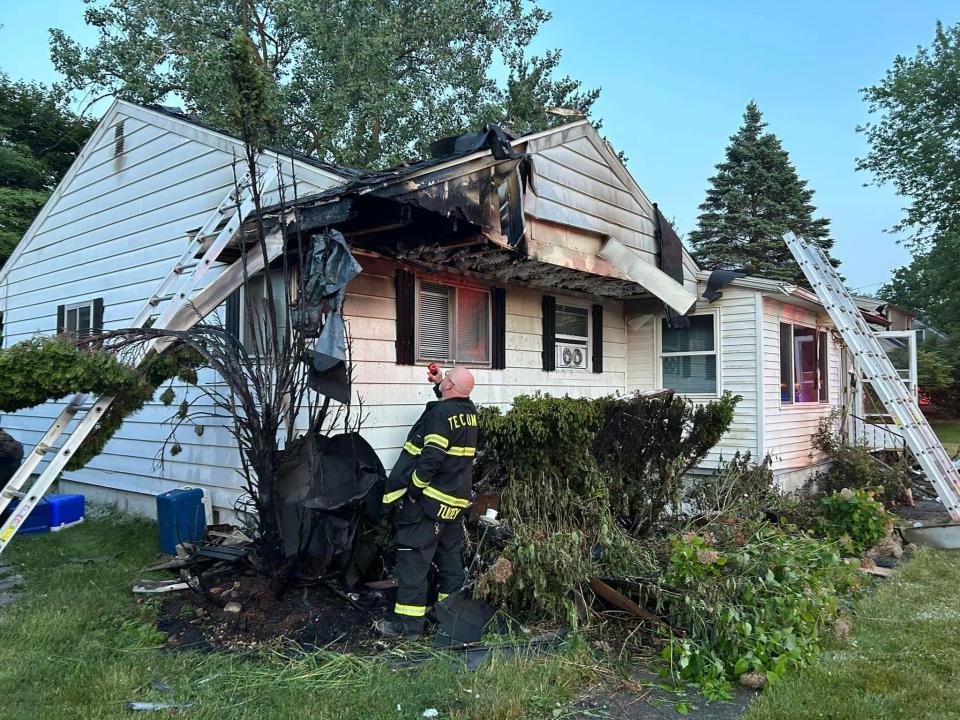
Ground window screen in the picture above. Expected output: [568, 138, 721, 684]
[660, 314, 717, 395]
[556, 305, 589, 340]
[243, 271, 289, 355]
[456, 287, 489, 364]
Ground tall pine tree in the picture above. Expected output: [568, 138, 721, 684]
[689, 102, 837, 284]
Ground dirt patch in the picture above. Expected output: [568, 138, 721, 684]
[571, 668, 755, 720]
[157, 571, 392, 652]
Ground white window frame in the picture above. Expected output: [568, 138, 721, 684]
[656, 309, 721, 398]
[415, 277, 492, 367]
[778, 320, 830, 407]
[554, 301, 592, 373]
[64, 300, 96, 338]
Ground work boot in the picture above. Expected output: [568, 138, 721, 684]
[375, 617, 424, 641]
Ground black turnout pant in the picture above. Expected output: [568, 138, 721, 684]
[392, 499, 464, 627]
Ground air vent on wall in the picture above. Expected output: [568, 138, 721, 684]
[114, 120, 125, 157]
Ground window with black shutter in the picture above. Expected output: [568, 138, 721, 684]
[56, 298, 103, 339]
[416, 279, 491, 365]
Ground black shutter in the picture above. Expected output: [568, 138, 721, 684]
[542, 295, 556, 371]
[56, 304, 65, 335]
[395, 269, 416, 365]
[491, 287, 506, 370]
[92, 298, 104, 334]
[225, 289, 241, 340]
[591, 304, 604, 374]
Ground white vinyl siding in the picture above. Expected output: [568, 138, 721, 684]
[0, 102, 341, 513]
[344, 256, 626, 475]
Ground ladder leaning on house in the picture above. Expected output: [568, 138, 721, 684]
[785, 232, 960, 521]
[0, 164, 285, 555]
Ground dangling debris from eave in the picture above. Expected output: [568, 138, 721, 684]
[294, 229, 362, 405]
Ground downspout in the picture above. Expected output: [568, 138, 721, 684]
[754, 292, 766, 459]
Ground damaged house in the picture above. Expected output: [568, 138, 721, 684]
[0, 101, 854, 521]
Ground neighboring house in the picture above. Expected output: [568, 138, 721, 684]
[0, 100, 846, 520]
[853, 295, 915, 332]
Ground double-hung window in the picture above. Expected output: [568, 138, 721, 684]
[660, 314, 718, 395]
[57, 298, 103, 341]
[417, 280, 490, 365]
[780, 323, 829, 404]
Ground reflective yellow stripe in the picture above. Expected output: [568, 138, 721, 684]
[422, 486, 470, 508]
[411, 470, 429, 488]
[382, 487, 407, 504]
[446, 446, 476, 457]
[394, 603, 427, 617]
[437, 593, 450, 602]
[403, 441, 422, 456]
[424, 434, 449, 449]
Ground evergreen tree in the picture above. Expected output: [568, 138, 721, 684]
[689, 102, 837, 284]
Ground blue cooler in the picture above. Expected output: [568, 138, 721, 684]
[156, 488, 206, 554]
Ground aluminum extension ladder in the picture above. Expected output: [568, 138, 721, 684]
[785, 232, 960, 521]
[0, 164, 285, 554]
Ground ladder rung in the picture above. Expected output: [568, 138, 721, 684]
[150, 293, 175, 306]
[1, 489, 24, 500]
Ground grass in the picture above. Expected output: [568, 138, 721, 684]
[931, 420, 960, 456]
[744, 548, 960, 720]
[0, 510, 599, 720]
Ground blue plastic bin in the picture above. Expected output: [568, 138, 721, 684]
[156, 488, 206, 554]
[9, 494, 85, 535]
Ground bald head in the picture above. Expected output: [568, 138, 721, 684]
[440, 366, 475, 399]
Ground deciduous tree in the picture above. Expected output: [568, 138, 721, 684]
[858, 21, 960, 250]
[0, 75, 95, 268]
[51, 0, 599, 168]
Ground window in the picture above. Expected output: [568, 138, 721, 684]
[780, 323, 829, 404]
[417, 280, 490, 365]
[660, 314, 717, 395]
[57, 298, 104, 341]
[64, 301, 94, 338]
[555, 304, 590, 370]
[242, 270, 290, 355]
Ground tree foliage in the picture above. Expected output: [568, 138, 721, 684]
[0, 336, 202, 470]
[688, 102, 838, 284]
[858, 21, 960, 250]
[0, 74, 95, 268]
[51, 0, 600, 168]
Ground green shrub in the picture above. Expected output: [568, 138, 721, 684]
[475, 391, 737, 624]
[818, 488, 892, 553]
[658, 522, 861, 699]
[595, 391, 739, 535]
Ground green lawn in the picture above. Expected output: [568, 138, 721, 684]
[0, 511, 596, 720]
[932, 420, 960, 456]
[745, 548, 960, 720]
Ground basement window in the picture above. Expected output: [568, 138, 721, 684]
[780, 323, 829, 404]
[417, 279, 490, 365]
[659, 313, 718, 395]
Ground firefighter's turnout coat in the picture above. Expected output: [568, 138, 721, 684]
[382, 397, 479, 522]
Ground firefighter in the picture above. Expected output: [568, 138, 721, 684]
[375, 365, 479, 640]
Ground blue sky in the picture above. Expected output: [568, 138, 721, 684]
[2, 1, 957, 292]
